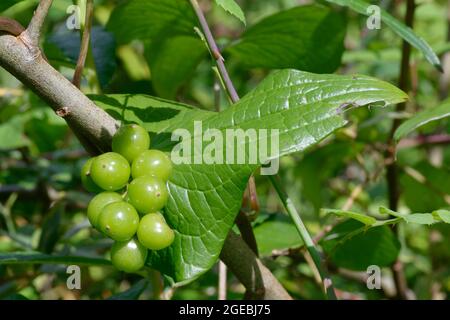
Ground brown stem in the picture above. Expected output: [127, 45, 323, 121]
[235, 210, 259, 256]
[73, 0, 94, 88]
[220, 231, 292, 300]
[0, 14, 291, 300]
[23, 0, 53, 48]
[189, 0, 239, 103]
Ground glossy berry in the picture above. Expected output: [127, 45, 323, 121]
[110, 238, 148, 273]
[90, 152, 130, 191]
[112, 124, 150, 163]
[127, 175, 168, 214]
[87, 192, 123, 229]
[80, 158, 102, 193]
[137, 213, 175, 250]
[131, 150, 173, 181]
[98, 201, 139, 241]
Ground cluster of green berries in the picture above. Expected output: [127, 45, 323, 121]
[80, 124, 175, 273]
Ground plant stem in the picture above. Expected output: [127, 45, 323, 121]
[189, 0, 259, 256]
[23, 0, 53, 48]
[218, 261, 227, 300]
[73, 0, 94, 88]
[190, 0, 336, 299]
[269, 175, 337, 299]
[190, 0, 239, 103]
[385, 0, 416, 300]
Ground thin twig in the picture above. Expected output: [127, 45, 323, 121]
[398, 134, 450, 149]
[269, 175, 337, 300]
[190, 0, 239, 103]
[23, 0, 53, 48]
[73, 0, 94, 88]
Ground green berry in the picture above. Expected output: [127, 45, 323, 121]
[90, 152, 130, 191]
[137, 213, 175, 250]
[87, 192, 123, 229]
[98, 201, 139, 241]
[112, 124, 150, 162]
[80, 158, 102, 193]
[131, 150, 173, 181]
[127, 176, 168, 214]
[110, 238, 148, 273]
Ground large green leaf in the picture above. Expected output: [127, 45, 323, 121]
[92, 69, 407, 284]
[325, 0, 442, 71]
[106, 0, 197, 44]
[146, 36, 208, 99]
[394, 100, 450, 140]
[227, 5, 346, 73]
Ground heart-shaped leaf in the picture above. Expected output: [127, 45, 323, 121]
[92, 69, 407, 284]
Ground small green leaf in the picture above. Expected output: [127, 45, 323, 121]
[0, 116, 29, 150]
[215, 0, 246, 25]
[227, 5, 346, 73]
[37, 203, 64, 254]
[321, 208, 377, 226]
[379, 206, 404, 218]
[395, 100, 450, 140]
[403, 213, 437, 225]
[321, 220, 400, 271]
[325, 0, 442, 71]
[253, 214, 303, 256]
[433, 210, 450, 223]
[0, 252, 111, 266]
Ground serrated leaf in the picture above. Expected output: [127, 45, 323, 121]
[93, 69, 407, 284]
[227, 5, 346, 73]
[394, 100, 450, 140]
[321, 208, 377, 226]
[106, 0, 197, 44]
[0, 252, 110, 266]
[325, 0, 442, 71]
[433, 210, 450, 223]
[403, 213, 437, 225]
[321, 220, 400, 271]
[215, 0, 246, 25]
